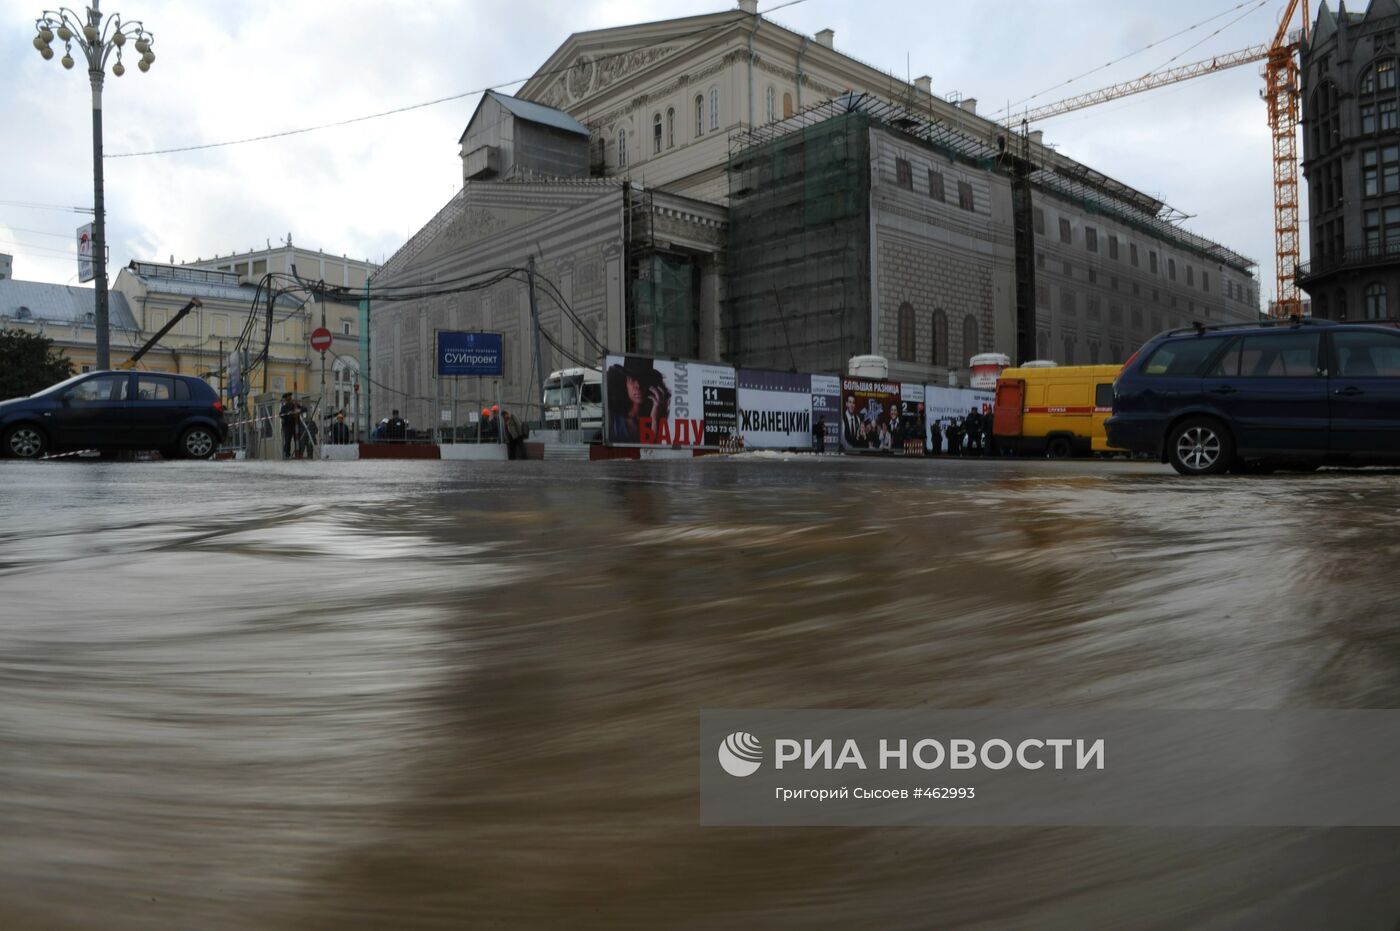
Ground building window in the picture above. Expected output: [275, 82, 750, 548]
[1203, 271, 1210, 293]
[653, 113, 662, 154]
[1366, 284, 1387, 320]
[1036, 252, 1046, 269]
[1059, 218, 1072, 244]
[1364, 206, 1400, 252]
[342, 320, 352, 335]
[695, 94, 705, 136]
[1363, 102, 1378, 134]
[1384, 100, 1398, 131]
[896, 158, 913, 189]
[957, 181, 974, 211]
[1063, 337, 1075, 365]
[897, 302, 915, 361]
[1108, 235, 1119, 260]
[1336, 289, 1349, 320]
[962, 315, 980, 361]
[928, 169, 945, 201]
[1381, 58, 1397, 91]
[1186, 265, 1194, 286]
[1062, 261, 1072, 277]
[932, 309, 948, 366]
[1037, 330, 1050, 360]
[1034, 208, 1045, 235]
[617, 129, 627, 168]
[1150, 251, 1159, 274]
[709, 87, 719, 131]
[766, 86, 775, 123]
[1168, 258, 1177, 281]
[1085, 227, 1098, 252]
[1130, 243, 1139, 267]
[666, 107, 675, 148]
[783, 92, 793, 118]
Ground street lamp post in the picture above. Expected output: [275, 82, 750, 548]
[33, 2, 155, 371]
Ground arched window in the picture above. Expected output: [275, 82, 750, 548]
[1367, 282, 1388, 320]
[666, 107, 675, 149]
[896, 302, 915, 361]
[931, 309, 948, 366]
[1037, 330, 1050, 361]
[765, 86, 776, 123]
[695, 94, 705, 136]
[709, 87, 719, 131]
[962, 315, 980, 363]
[617, 128, 627, 168]
[1336, 288, 1349, 320]
[652, 113, 662, 154]
[1063, 336, 1075, 366]
[1089, 340, 1101, 364]
[783, 92, 794, 118]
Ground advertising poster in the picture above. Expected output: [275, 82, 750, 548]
[603, 354, 736, 448]
[925, 385, 995, 452]
[898, 382, 926, 450]
[737, 370, 813, 449]
[810, 375, 841, 451]
[839, 377, 902, 452]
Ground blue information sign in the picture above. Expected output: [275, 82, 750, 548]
[437, 331, 503, 377]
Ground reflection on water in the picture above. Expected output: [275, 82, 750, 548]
[2, 458, 1399, 930]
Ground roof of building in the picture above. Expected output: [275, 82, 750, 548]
[125, 261, 305, 308]
[0, 278, 140, 330]
[483, 90, 590, 137]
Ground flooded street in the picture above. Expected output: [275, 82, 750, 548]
[3, 457, 1400, 930]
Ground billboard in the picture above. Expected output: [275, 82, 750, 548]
[77, 223, 94, 283]
[925, 385, 995, 453]
[810, 375, 841, 451]
[898, 383, 926, 449]
[603, 355, 736, 448]
[839, 377, 902, 452]
[437, 331, 502, 377]
[737, 370, 812, 449]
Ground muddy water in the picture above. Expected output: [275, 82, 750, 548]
[2, 458, 1399, 930]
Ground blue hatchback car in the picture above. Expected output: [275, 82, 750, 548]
[1106, 319, 1400, 475]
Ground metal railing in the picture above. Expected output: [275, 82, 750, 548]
[1297, 241, 1400, 280]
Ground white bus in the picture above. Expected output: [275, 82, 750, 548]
[543, 367, 602, 440]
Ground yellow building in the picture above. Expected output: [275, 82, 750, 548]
[0, 276, 143, 376]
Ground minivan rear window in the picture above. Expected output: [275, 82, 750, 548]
[1140, 337, 1229, 377]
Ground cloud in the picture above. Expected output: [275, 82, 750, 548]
[0, 0, 1302, 298]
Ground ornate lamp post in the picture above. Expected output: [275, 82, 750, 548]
[33, 3, 156, 370]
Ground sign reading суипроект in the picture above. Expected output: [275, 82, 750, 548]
[700, 710, 1400, 827]
[437, 331, 503, 377]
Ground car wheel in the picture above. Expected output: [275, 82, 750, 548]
[1168, 417, 1233, 476]
[1046, 436, 1073, 459]
[178, 426, 217, 460]
[4, 425, 48, 459]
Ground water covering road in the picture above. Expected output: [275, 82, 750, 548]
[2, 456, 1399, 930]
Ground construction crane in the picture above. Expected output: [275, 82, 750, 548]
[1017, 0, 1311, 318]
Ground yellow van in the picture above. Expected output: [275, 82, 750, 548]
[992, 364, 1124, 458]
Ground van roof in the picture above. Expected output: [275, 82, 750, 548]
[1000, 364, 1122, 380]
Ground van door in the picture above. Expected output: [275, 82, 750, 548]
[1203, 331, 1328, 456]
[992, 379, 1023, 438]
[1328, 328, 1400, 459]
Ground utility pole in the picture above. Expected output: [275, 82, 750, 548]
[526, 256, 547, 425]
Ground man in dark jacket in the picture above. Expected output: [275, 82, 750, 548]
[278, 393, 301, 459]
[328, 411, 352, 445]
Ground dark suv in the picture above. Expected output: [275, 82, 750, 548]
[1106, 320, 1400, 475]
[1, 370, 227, 460]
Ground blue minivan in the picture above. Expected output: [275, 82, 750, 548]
[1105, 320, 1400, 475]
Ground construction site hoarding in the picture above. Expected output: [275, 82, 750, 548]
[925, 386, 995, 453]
[603, 354, 736, 448]
[810, 374, 841, 450]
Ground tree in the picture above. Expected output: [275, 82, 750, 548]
[0, 328, 75, 399]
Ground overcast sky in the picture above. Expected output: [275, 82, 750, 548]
[1, 0, 1305, 302]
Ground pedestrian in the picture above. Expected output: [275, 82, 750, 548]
[947, 417, 963, 457]
[965, 407, 982, 455]
[502, 410, 529, 460]
[328, 411, 351, 444]
[278, 392, 301, 459]
[813, 416, 826, 454]
[928, 418, 942, 456]
[385, 409, 407, 442]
